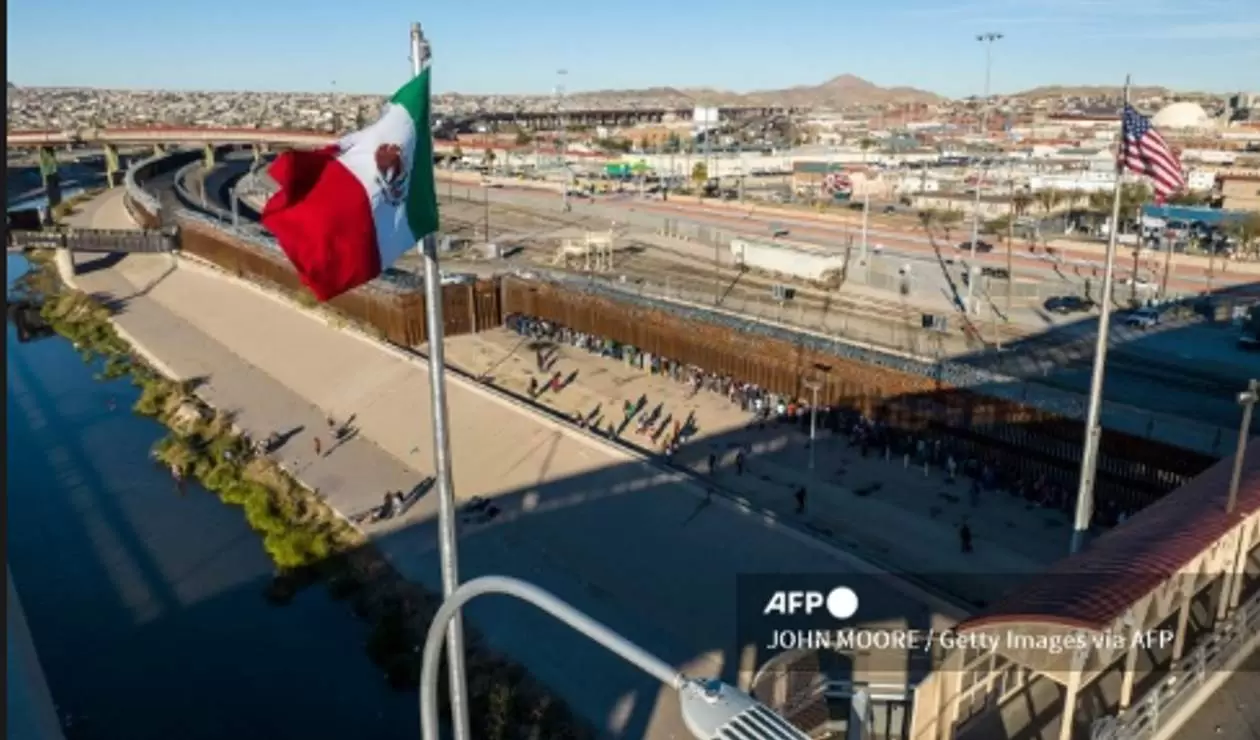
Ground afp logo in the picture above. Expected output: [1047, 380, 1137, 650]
[763, 587, 860, 619]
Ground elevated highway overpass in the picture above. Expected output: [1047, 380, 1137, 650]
[6, 127, 612, 164]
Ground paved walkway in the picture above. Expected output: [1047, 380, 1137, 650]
[442, 329, 1069, 605]
[57, 188, 965, 739]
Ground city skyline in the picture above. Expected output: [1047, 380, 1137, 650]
[7, 0, 1259, 97]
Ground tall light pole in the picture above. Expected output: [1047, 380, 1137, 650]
[965, 31, 1003, 316]
[1227, 379, 1259, 515]
[804, 379, 822, 471]
[410, 23, 470, 740]
[556, 68, 569, 212]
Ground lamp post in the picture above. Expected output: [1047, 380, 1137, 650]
[965, 31, 1003, 316]
[419, 576, 810, 740]
[556, 68, 569, 212]
[1226, 379, 1259, 515]
[804, 379, 822, 471]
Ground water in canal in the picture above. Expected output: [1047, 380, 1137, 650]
[5, 254, 415, 739]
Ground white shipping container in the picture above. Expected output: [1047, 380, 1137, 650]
[729, 238, 846, 283]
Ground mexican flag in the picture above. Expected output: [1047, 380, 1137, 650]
[261, 66, 439, 301]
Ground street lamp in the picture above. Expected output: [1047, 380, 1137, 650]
[965, 31, 1003, 316]
[804, 379, 822, 471]
[1226, 379, 1259, 515]
[419, 576, 810, 740]
[556, 69, 570, 212]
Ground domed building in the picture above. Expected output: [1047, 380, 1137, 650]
[1150, 101, 1213, 130]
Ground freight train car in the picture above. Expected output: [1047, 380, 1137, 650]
[729, 237, 846, 285]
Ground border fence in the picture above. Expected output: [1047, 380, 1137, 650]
[120, 151, 1227, 513]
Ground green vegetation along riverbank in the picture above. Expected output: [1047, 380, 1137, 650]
[25, 251, 593, 739]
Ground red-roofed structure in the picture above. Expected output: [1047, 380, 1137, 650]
[909, 438, 1260, 740]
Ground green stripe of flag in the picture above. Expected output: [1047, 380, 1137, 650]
[392, 66, 439, 240]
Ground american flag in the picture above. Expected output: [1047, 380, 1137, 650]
[1120, 105, 1185, 202]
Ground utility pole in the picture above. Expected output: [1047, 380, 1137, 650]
[860, 188, 871, 265]
[966, 31, 1003, 316]
[1002, 179, 1016, 348]
[1226, 379, 1259, 515]
[1160, 230, 1175, 300]
[804, 380, 822, 471]
[557, 69, 569, 212]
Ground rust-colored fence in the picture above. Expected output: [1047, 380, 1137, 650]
[125, 193, 499, 348]
[501, 278, 1215, 510]
[122, 180, 1215, 512]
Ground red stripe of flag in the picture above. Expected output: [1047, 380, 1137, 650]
[1120, 105, 1186, 203]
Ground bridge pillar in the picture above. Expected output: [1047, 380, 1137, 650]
[252, 143, 263, 164]
[152, 143, 166, 157]
[103, 144, 120, 188]
[203, 143, 216, 169]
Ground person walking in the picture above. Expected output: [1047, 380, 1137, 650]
[708, 452, 717, 475]
[735, 449, 746, 476]
[794, 486, 807, 515]
[959, 522, 973, 554]
[528, 376, 539, 398]
[313, 436, 323, 458]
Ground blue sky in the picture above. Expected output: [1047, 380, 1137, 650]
[7, 0, 1258, 96]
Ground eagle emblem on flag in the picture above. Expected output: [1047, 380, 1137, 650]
[374, 143, 408, 206]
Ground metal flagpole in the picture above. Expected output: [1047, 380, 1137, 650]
[1071, 74, 1130, 555]
[410, 22, 471, 740]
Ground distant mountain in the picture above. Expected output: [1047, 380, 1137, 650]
[1012, 84, 1175, 100]
[747, 74, 943, 106]
[566, 75, 943, 109]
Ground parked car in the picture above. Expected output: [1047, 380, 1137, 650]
[1043, 296, 1094, 315]
[770, 224, 790, 238]
[956, 240, 995, 253]
[1124, 308, 1161, 329]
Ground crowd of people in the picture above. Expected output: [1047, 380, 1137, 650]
[505, 313, 1139, 536]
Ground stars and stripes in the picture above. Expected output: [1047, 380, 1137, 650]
[1120, 105, 1185, 202]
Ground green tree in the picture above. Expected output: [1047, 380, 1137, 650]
[1119, 182, 1152, 224]
[691, 161, 708, 185]
[1088, 190, 1111, 216]
[1034, 187, 1063, 216]
[859, 137, 876, 163]
[481, 148, 496, 168]
[918, 208, 939, 231]
[452, 144, 464, 160]
[514, 130, 532, 147]
[665, 132, 682, 152]
[1226, 213, 1260, 259]
[1012, 190, 1033, 218]
[1167, 190, 1210, 207]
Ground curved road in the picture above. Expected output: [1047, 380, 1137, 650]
[478, 184, 1256, 297]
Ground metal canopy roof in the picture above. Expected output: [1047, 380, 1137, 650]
[959, 438, 1260, 634]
